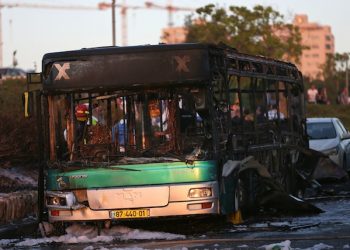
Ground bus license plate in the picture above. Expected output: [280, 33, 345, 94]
[110, 209, 150, 219]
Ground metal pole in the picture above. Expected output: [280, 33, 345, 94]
[35, 91, 44, 222]
[112, 0, 116, 46]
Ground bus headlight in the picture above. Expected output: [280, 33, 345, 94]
[46, 191, 80, 209]
[48, 196, 67, 206]
[188, 188, 212, 198]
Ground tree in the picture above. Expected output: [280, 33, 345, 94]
[322, 53, 349, 86]
[318, 53, 350, 103]
[322, 53, 337, 82]
[337, 53, 350, 95]
[185, 4, 305, 63]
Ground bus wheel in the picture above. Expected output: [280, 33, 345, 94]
[228, 179, 244, 224]
[39, 222, 67, 236]
[49, 222, 66, 236]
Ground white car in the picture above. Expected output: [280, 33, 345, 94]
[307, 117, 350, 171]
[0, 67, 26, 80]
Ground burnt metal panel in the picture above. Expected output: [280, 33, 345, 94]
[42, 44, 213, 92]
[224, 50, 302, 86]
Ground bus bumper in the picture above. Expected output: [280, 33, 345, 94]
[48, 199, 219, 222]
[47, 181, 220, 222]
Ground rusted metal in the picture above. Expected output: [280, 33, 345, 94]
[48, 96, 57, 160]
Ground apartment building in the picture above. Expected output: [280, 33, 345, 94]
[293, 14, 335, 80]
[161, 27, 188, 44]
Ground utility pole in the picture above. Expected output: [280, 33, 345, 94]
[102, 1, 195, 46]
[112, 0, 116, 46]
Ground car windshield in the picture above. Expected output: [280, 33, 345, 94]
[307, 122, 337, 140]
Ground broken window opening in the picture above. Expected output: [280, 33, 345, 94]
[48, 88, 211, 166]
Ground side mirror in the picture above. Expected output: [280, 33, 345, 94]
[341, 133, 350, 140]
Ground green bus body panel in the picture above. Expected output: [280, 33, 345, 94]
[47, 161, 217, 190]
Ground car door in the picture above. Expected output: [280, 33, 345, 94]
[334, 119, 350, 170]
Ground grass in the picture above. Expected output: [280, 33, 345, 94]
[306, 104, 350, 130]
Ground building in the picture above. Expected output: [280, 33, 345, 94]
[160, 19, 205, 44]
[293, 14, 335, 80]
[161, 27, 188, 44]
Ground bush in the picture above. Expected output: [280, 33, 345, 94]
[0, 79, 38, 164]
[306, 104, 350, 130]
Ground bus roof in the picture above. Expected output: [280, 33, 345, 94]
[42, 43, 218, 92]
[43, 43, 214, 60]
[41, 43, 302, 93]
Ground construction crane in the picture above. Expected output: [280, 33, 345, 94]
[99, 0, 146, 47]
[0, 1, 196, 67]
[99, 1, 196, 46]
[145, 1, 195, 27]
[0, 1, 103, 67]
[0, 2, 99, 10]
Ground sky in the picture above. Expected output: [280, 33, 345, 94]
[1, 0, 349, 71]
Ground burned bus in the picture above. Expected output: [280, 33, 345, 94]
[27, 43, 309, 231]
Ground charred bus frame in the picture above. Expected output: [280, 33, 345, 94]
[27, 43, 307, 228]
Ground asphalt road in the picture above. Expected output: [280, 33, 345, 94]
[1, 196, 350, 249]
[0, 179, 350, 249]
[116, 197, 350, 249]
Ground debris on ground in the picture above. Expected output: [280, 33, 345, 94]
[312, 157, 349, 181]
[0, 167, 37, 192]
[260, 240, 291, 250]
[0, 167, 38, 225]
[0, 191, 37, 225]
[239, 157, 323, 216]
